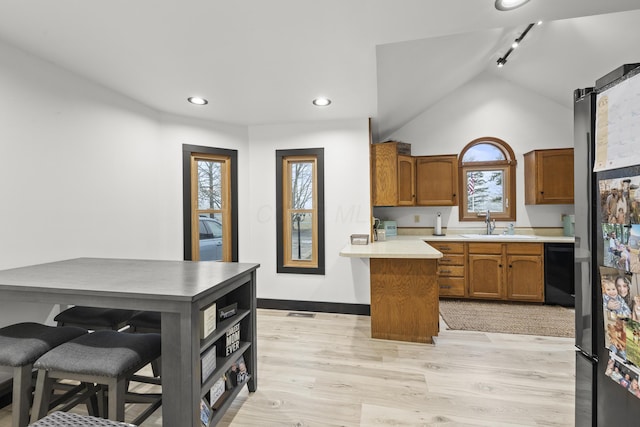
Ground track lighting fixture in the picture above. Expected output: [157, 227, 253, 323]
[496, 22, 536, 68]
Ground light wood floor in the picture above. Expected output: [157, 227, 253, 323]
[0, 308, 575, 426]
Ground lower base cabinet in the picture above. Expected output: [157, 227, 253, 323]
[428, 240, 545, 303]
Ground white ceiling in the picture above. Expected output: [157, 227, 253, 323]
[0, 0, 638, 140]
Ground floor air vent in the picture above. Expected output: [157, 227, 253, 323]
[287, 312, 316, 318]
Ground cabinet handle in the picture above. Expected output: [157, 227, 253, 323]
[509, 265, 512, 268]
[540, 191, 544, 194]
[499, 264, 503, 268]
[452, 193, 456, 197]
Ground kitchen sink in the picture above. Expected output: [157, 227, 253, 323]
[459, 234, 537, 239]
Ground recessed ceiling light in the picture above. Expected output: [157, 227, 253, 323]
[312, 97, 331, 107]
[188, 97, 208, 105]
[495, 0, 530, 11]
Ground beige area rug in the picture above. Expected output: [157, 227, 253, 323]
[439, 299, 575, 338]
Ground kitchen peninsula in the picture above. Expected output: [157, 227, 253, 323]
[340, 238, 442, 344]
[340, 232, 575, 344]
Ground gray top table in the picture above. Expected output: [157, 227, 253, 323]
[0, 257, 260, 426]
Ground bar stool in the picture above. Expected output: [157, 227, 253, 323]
[127, 312, 161, 378]
[28, 411, 136, 426]
[30, 330, 161, 425]
[127, 311, 160, 334]
[0, 322, 88, 427]
[54, 307, 137, 331]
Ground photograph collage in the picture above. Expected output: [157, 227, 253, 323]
[600, 174, 640, 399]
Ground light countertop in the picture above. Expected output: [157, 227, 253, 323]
[339, 237, 442, 259]
[339, 234, 574, 259]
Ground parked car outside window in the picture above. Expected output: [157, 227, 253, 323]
[199, 217, 222, 261]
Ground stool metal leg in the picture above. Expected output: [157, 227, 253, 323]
[12, 365, 32, 427]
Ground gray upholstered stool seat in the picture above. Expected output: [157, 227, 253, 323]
[54, 308, 138, 331]
[28, 411, 136, 426]
[30, 331, 161, 425]
[0, 323, 87, 427]
[126, 312, 162, 378]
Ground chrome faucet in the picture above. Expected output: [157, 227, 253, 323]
[485, 210, 496, 235]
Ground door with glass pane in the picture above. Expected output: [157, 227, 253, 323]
[190, 154, 231, 261]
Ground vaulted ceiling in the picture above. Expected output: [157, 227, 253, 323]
[0, 0, 638, 140]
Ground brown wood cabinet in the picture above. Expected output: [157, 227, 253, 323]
[429, 241, 466, 297]
[467, 243, 503, 299]
[425, 239, 545, 302]
[467, 242, 544, 302]
[506, 243, 544, 301]
[415, 155, 458, 206]
[397, 155, 416, 206]
[524, 148, 574, 205]
[371, 141, 414, 206]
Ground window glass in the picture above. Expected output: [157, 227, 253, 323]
[466, 170, 505, 213]
[197, 160, 222, 210]
[462, 144, 505, 162]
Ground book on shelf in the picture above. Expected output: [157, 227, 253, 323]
[225, 322, 241, 356]
[209, 375, 225, 409]
[225, 354, 249, 388]
[199, 398, 212, 427]
[200, 345, 216, 384]
[218, 302, 238, 320]
[200, 302, 217, 340]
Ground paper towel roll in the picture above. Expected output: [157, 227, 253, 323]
[435, 213, 442, 235]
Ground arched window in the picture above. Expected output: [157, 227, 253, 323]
[458, 137, 516, 221]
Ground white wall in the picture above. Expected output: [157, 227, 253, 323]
[247, 121, 371, 304]
[379, 71, 575, 231]
[0, 40, 248, 325]
[0, 38, 372, 328]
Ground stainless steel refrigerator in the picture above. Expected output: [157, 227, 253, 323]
[574, 63, 640, 426]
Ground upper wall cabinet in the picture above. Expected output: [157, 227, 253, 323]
[524, 148, 574, 205]
[415, 155, 458, 206]
[371, 141, 415, 206]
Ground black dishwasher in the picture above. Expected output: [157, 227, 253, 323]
[544, 242, 575, 307]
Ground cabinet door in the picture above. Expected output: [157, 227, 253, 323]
[537, 149, 574, 204]
[507, 255, 543, 301]
[468, 254, 503, 299]
[525, 149, 574, 205]
[371, 143, 399, 206]
[397, 155, 415, 205]
[415, 155, 458, 206]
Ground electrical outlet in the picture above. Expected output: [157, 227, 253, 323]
[414, 215, 420, 223]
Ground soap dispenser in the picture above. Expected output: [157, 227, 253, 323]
[508, 223, 515, 235]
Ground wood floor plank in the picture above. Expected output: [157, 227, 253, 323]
[0, 308, 575, 427]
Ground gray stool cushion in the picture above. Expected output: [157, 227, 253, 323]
[0, 323, 87, 367]
[34, 330, 161, 378]
[28, 411, 136, 426]
[54, 307, 137, 329]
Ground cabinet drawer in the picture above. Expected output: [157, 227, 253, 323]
[438, 254, 464, 265]
[468, 242, 502, 254]
[438, 277, 465, 297]
[506, 242, 543, 255]
[428, 242, 464, 254]
[437, 265, 465, 276]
